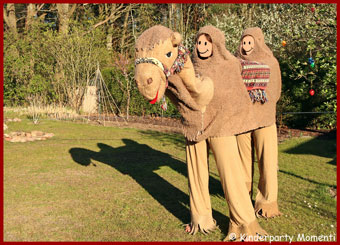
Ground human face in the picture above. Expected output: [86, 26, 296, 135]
[196, 35, 212, 58]
[241, 35, 255, 55]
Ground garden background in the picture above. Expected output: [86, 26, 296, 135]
[3, 3, 337, 129]
[3, 3, 337, 242]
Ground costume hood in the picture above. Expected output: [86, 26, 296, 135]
[235, 27, 282, 128]
[237, 27, 273, 60]
[193, 25, 235, 64]
[182, 25, 262, 140]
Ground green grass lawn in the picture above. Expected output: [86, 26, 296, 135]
[3, 115, 337, 241]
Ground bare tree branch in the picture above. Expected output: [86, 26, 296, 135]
[37, 4, 45, 12]
[68, 4, 77, 17]
[84, 4, 125, 35]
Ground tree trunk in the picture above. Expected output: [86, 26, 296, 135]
[25, 4, 36, 31]
[179, 4, 183, 34]
[3, 4, 18, 36]
[248, 4, 254, 26]
[25, 4, 45, 31]
[184, 5, 192, 45]
[56, 4, 76, 35]
[168, 4, 172, 29]
[172, 4, 177, 30]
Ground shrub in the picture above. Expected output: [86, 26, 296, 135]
[207, 4, 336, 129]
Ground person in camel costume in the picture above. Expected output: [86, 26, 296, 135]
[235, 27, 282, 218]
[187, 25, 268, 240]
[134, 25, 267, 241]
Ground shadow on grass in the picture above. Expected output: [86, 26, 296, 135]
[284, 130, 337, 165]
[138, 130, 186, 151]
[69, 139, 229, 235]
[278, 169, 336, 189]
[280, 130, 336, 189]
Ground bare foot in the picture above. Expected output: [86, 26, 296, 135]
[185, 224, 191, 233]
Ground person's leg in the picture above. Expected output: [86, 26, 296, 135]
[185, 140, 216, 234]
[236, 132, 254, 195]
[208, 136, 267, 241]
[253, 123, 282, 218]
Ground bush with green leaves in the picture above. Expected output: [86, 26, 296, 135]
[3, 4, 336, 129]
[4, 21, 109, 111]
[4, 27, 55, 106]
[207, 4, 336, 129]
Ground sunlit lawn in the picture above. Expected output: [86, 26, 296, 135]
[3, 114, 337, 241]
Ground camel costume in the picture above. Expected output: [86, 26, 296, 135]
[235, 27, 282, 218]
[186, 25, 267, 240]
[134, 25, 266, 241]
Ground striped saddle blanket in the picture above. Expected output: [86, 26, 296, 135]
[240, 60, 270, 103]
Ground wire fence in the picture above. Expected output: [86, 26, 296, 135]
[3, 110, 336, 122]
[280, 111, 336, 115]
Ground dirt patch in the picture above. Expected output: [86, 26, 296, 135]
[4, 131, 54, 143]
[277, 126, 335, 142]
[4, 118, 22, 122]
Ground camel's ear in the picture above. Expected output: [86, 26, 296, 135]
[171, 32, 182, 47]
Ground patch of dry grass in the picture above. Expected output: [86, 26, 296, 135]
[4, 106, 81, 122]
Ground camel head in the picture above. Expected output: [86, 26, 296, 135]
[134, 25, 182, 104]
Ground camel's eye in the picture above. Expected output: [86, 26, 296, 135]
[166, 52, 172, 58]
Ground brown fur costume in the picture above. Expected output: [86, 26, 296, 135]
[135, 25, 214, 114]
[236, 27, 282, 126]
[191, 26, 263, 140]
[134, 25, 267, 240]
[235, 27, 282, 218]
[188, 25, 268, 241]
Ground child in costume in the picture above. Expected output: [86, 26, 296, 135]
[182, 25, 267, 240]
[235, 27, 282, 218]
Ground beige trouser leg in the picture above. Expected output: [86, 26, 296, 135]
[186, 140, 216, 234]
[236, 132, 254, 194]
[253, 123, 282, 218]
[208, 136, 267, 241]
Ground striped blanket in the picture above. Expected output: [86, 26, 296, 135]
[240, 60, 270, 103]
